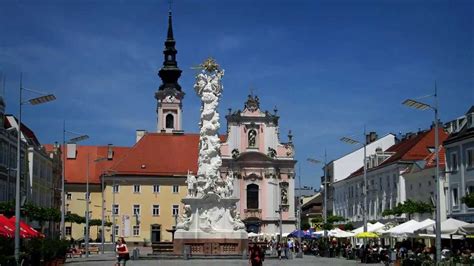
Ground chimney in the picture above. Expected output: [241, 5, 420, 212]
[136, 130, 147, 143]
[66, 143, 77, 159]
[107, 144, 114, 160]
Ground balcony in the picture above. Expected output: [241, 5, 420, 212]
[244, 209, 262, 220]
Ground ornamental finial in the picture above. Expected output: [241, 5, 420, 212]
[199, 57, 220, 72]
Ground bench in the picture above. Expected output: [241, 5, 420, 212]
[66, 248, 83, 258]
[81, 246, 100, 255]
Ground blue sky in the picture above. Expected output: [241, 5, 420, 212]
[0, 0, 473, 188]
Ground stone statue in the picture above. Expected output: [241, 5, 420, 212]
[281, 188, 288, 205]
[186, 171, 197, 197]
[248, 129, 257, 147]
[176, 205, 192, 230]
[194, 58, 224, 195]
[225, 170, 234, 197]
[230, 206, 246, 230]
[174, 59, 247, 251]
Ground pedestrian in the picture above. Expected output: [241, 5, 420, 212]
[115, 237, 129, 266]
[277, 243, 282, 260]
[249, 243, 263, 266]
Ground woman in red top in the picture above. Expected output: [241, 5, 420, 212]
[115, 237, 129, 266]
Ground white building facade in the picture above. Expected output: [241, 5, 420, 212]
[333, 127, 448, 225]
[326, 133, 396, 214]
[445, 106, 474, 222]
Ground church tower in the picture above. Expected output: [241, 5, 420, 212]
[155, 10, 184, 133]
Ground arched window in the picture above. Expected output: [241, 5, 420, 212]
[165, 114, 174, 129]
[247, 184, 259, 209]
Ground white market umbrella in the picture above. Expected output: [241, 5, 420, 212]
[457, 223, 474, 235]
[417, 218, 468, 236]
[248, 232, 258, 237]
[384, 219, 420, 238]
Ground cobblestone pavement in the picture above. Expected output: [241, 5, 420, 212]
[66, 255, 359, 265]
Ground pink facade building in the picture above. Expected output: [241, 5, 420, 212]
[220, 95, 297, 234]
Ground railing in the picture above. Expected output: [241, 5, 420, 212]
[244, 209, 262, 219]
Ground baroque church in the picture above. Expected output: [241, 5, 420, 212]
[61, 9, 296, 244]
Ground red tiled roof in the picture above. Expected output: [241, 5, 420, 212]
[424, 145, 446, 169]
[43, 144, 55, 153]
[347, 127, 448, 179]
[110, 133, 201, 176]
[61, 145, 130, 184]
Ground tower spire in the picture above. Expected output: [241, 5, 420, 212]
[155, 7, 185, 133]
[157, 7, 182, 91]
[167, 10, 174, 40]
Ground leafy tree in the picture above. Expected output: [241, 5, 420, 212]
[301, 222, 311, 230]
[343, 223, 354, 231]
[462, 193, 474, 208]
[65, 213, 85, 224]
[382, 200, 433, 219]
[0, 201, 15, 217]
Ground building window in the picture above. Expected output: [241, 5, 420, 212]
[247, 184, 259, 209]
[113, 204, 119, 215]
[451, 152, 458, 171]
[153, 205, 160, 216]
[114, 225, 119, 236]
[467, 149, 474, 168]
[113, 184, 119, 193]
[172, 185, 179, 193]
[66, 193, 72, 200]
[133, 204, 140, 216]
[166, 114, 174, 129]
[133, 225, 140, 236]
[153, 185, 160, 193]
[133, 185, 140, 193]
[452, 187, 459, 207]
[172, 205, 179, 216]
[428, 181, 431, 186]
[65, 226, 72, 236]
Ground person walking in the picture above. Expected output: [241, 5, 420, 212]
[115, 237, 129, 266]
[277, 243, 282, 260]
[249, 243, 264, 266]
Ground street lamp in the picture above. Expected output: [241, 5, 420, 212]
[15, 74, 56, 263]
[94, 157, 109, 254]
[341, 129, 368, 236]
[85, 153, 91, 258]
[402, 84, 440, 263]
[61, 123, 89, 240]
[307, 150, 328, 239]
[295, 164, 303, 258]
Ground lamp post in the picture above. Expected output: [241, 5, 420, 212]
[15, 74, 56, 263]
[112, 178, 116, 244]
[402, 84, 440, 263]
[93, 157, 109, 254]
[295, 164, 303, 258]
[61, 124, 89, 240]
[308, 150, 328, 239]
[275, 206, 283, 244]
[341, 129, 368, 236]
[85, 153, 90, 258]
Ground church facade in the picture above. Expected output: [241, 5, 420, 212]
[220, 96, 297, 234]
